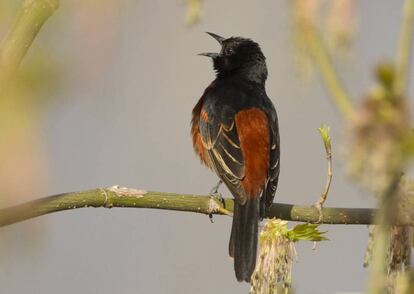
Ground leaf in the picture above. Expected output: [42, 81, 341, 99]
[318, 124, 332, 151]
[287, 223, 329, 242]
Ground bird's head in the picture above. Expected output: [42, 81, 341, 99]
[199, 32, 268, 84]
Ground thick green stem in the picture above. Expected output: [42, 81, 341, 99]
[0, 0, 59, 79]
[306, 25, 355, 117]
[368, 1, 414, 292]
[368, 177, 401, 294]
[394, 0, 414, 97]
[0, 186, 412, 228]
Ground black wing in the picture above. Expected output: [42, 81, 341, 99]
[198, 105, 249, 205]
[263, 102, 280, 209]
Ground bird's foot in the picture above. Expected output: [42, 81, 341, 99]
[209, 180, 223, 196]
[208, 180, 226, 222]
[209, 180, 225, 205]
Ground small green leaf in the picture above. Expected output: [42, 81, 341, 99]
[287, 223, 329, 242]
[318, 124, 332, 151]
[260, 219, 328, 243]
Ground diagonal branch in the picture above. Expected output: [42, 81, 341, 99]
[0, 185, 413, 228]
[0, 0, 59, 80]
[393, 0, 414, 97]
[305, 24, 355, 117]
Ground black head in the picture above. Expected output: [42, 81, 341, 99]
[199, 32, 268, 84]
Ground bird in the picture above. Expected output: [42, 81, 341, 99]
[191, 32, 280, 282]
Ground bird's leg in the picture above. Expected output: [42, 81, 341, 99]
[209, 179, 223, 201]
[208, 180, 224, 223]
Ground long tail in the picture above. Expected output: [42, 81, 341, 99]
[228, 198, 259, 282]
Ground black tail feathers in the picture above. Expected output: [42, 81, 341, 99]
[228, 198, 260, 282]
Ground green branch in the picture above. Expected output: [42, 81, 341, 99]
[0, 186, 413, 228]
[306, 25, 355, 117]
[394, 0, 414, 97]
[368, 176, 402, 294]
[0, 0, 59, 79]
[367, 2, 414, 292]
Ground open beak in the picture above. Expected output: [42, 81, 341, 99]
[198, 52, 219, 58]
[198, 32, 225, 58]
[206, 32, 225, 44]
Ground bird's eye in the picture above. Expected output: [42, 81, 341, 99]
[225, 47, 234, 55]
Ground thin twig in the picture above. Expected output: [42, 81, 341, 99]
[314, 125, 333, 222]
[0, 186, 413, 228]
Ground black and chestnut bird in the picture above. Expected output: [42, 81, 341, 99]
[191, 33, 280, 282]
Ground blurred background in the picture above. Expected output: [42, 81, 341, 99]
[0, 0, 412, 293]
